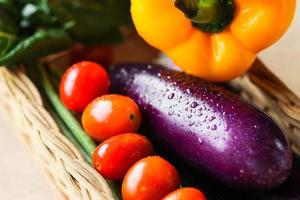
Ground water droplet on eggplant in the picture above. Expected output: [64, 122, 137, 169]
[211, 124, 217, 130]
[190, 102, 199, 108]
[168, 93, 175, 99]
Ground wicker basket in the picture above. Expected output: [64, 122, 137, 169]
[0, 36, 299, 199]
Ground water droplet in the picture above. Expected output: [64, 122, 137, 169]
[209, 116, 216, 122]
[207, 125, 210, 129]
[240, 169, 244, 174]
[157, 73, 161, 77]
[211, 124, 217, 130]
[167, 76, 171, 79]
[198, 138, 203, 144]
[197, 113, 203, 117]
[224, 125, 230, 131]
[188, 114, 192, 118]
[177, 114, 181, 117]
[168, 93, 175, 99]
[190, 102, 199, 108]
[186, 89, 191, 94]
[168, 111, 174, 116]
[185, 107, 189, 111]
[189, 122, 195, 126]
[120, 68, 128, 76]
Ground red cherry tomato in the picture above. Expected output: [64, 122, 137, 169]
[162, 188, 207, 200]
[93, 133, 153, 181]
[70, 44, 113, 67]
[122, 156, 180, 200]
[82, 94, 142, 141]
[59, 61, 110, 112]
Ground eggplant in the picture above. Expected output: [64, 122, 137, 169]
[109, 63, 292, 190]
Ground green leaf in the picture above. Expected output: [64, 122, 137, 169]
[49, 0, 131, 44]
[0, 0, 17, 10]
[0, 28, 71, 66]
[0, 0, 22, 18]
[0, 0, 132, 66]
[0, 7, 18, 57]
[20, 0, 57, 27]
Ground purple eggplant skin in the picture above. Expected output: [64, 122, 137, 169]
[109, 63, 293, 191]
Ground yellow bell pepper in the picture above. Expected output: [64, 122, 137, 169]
[131, 0, 296, 82]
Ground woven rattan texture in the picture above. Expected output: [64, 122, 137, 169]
[233, 60, 300, 155]
[0, 68, 114, 200]
[0, 59, 299, 200]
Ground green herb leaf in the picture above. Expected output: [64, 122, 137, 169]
[0, 28, 71, 66]
[49, 0, 131, 44]
[0, 7, 18, 57]
[0, 0, 131, 66]
[21, 0, 57, 27]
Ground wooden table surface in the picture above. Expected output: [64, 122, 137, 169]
[0, 5, 299, 200]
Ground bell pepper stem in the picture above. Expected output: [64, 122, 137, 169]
[175, 0, 234, 32]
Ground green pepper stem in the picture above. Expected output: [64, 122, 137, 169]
[175, 0, 234, 32]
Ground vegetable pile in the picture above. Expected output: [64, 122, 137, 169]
[110, 63, 292, 190]
[0, 0, 298, 200]
[54, 60, 295, 199]
[59, 61, 207, 200]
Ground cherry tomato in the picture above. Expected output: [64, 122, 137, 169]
[122, 156, 180, 200]
[59, 61, 110, 112]
[162, 188, 207, 200]
[82, 94, 142, 141]
[70, 44, 113, 67]
[93, 133, 153, 180]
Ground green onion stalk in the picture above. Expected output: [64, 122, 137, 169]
[27, 62, 122, 200]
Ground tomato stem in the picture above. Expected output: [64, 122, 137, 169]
[36, 63, 97, 157]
